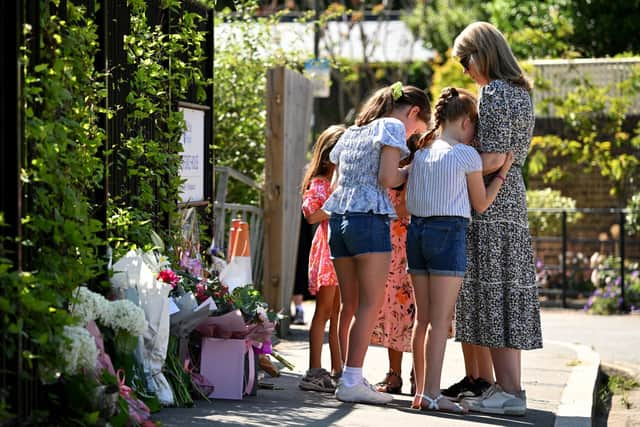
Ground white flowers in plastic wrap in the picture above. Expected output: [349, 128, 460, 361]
[62, 325, 99, 376]
[70, 286, 147, 338]
[110, 248, 175, 406]
[70, 286, 110, 325]
[101, 299, 148, 337]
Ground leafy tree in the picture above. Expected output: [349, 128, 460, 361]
[567, 0, 640, 57]
[486, 0, 577, 59]
[213, 0, 307, 203]
[428, 49, 476, 101]
[528, 66, 640, 205]
[526, 188, 581, 235]
[403, 0, 487, 61]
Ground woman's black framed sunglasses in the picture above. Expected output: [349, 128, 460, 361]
[460, 54, 472, 71]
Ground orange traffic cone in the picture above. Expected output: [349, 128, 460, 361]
[221, 219, 253, 290]
[227, 218, 242, 260]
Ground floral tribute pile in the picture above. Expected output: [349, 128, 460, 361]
[55, 208, 287, 425]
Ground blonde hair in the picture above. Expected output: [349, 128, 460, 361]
[452, 21, 532, 91]
[355, 84, 431, 126]
[301, 124, 346, 195]
[417, 87, 477, 149]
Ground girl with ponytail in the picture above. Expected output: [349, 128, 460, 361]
[323, 82, 430, 405]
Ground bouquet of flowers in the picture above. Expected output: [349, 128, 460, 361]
[64, 286, 153, 425]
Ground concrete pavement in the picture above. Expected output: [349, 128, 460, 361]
[152, 305, 633, 426]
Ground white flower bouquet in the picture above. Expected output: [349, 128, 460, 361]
[101, 299, 148, 337]
[61, 325, 99, 376]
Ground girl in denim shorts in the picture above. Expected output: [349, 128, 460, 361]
[322, 82, 430, 405]
[405, 87, 514, 413]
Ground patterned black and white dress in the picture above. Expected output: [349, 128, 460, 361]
[455, 79, 543, 350]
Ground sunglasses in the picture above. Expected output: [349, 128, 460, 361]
[460, 54, 472, 71]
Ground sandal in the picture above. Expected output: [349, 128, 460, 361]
[415, 393, 467, 414]
[375, 371, 403, 394]
[299, 368, 336, 393]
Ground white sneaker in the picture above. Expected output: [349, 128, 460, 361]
[335, 378, 393, 404]
[462, 384, 526, 416]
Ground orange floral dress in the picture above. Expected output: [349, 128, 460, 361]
[302, 177, 338, 295]
[371, 188, 415, 352]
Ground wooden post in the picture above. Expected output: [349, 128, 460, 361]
[263, 67, 313, 312]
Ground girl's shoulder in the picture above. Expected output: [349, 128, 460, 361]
[309, 176, 331, 189]
[350, 117, 404, 133]
[453, 143, 479, 154]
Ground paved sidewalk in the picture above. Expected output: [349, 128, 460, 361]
[155, 305, 604, 426]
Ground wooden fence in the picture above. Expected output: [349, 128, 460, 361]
[262, 66, 313, 312]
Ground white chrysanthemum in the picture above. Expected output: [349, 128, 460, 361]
[70, 287, 109, 324]
[61, 325, 98, 376]
[102, 299, 148, 336]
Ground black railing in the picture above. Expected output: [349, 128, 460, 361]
[529, 207, 638, 309]
[1, 0, 213, 421]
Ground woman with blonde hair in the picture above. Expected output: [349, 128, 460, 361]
[450, 21, 542, 416]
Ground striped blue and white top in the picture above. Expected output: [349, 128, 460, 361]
[406, 139, 482, 219]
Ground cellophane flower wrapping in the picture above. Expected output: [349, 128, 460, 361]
[110, 249, 175, 406]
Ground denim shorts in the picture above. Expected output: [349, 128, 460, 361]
[406, 216, 469, 277]
[328, 212, 391, 258]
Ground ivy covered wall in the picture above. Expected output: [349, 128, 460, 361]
[0, 0, 212, 422]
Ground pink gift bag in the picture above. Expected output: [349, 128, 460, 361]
[200, 337, 256, 400]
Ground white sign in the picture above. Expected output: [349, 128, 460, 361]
[179, 107, 205, 202]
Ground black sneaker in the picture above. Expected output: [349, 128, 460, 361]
[442, 376, 474, 401]
[471, 378, 492, 397]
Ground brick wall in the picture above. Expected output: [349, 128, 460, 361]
[528, 117, 640, 266]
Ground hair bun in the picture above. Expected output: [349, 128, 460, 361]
[442, 87, 459, 98]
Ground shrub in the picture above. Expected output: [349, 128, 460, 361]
[584, 256, 640, 314]
[527, 188, 581, 235]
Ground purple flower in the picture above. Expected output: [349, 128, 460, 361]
[536, 260, 543, 269]
[615, 277, 622, 285]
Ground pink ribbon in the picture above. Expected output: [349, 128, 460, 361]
[116, 369, 152, 425]
[184, 359, 215, 396]
[116, 369, 132, 398]
[244, 340, 256, 395]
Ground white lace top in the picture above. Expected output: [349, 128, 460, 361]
[322, 117, 409, 217]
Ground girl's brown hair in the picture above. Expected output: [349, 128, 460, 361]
[355, 84, 431, 127]
[301, 124, 346, 195]
[453, 21, 532, 91]
[417, 87, 477, 149]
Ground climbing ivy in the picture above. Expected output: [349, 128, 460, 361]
[0, 1, 106, 421]
[1, 0, 212, 421]
[108, 0, 210, 258]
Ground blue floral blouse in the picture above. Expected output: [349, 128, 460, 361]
[322, 117, 409, 217]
